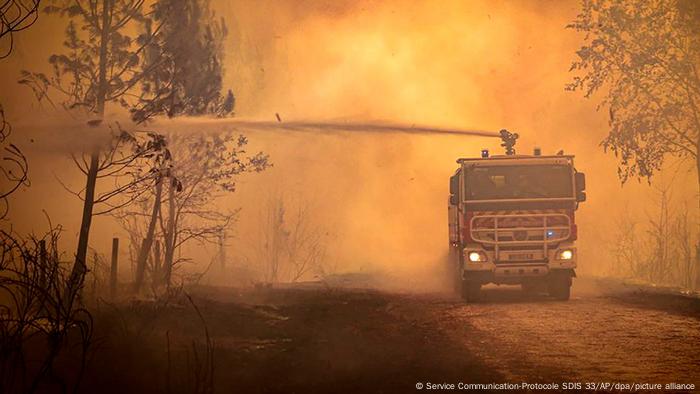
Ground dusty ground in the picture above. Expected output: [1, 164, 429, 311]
[42, 277, 700, 393]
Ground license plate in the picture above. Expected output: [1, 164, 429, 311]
[508, 253, 534, 261]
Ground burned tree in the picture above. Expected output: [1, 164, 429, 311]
[610, 186, 698, 288]
[252, 195, 329, 284]
[157, 133, 268, 287]
[257, 195, 285, 284]
[18, 0, 173, 302]
[126, 0, 250, 291]
[15, 0, 264, 296]
[19, 0, 235, 294]
[285, 203, 328, 282]
[113, 132, 269, 290]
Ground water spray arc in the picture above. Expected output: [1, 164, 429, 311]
[151, 117, 509, 140]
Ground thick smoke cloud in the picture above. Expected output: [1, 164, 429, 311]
[2, 0, 693, 287]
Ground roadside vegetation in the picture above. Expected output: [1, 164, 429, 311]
[568, 0, 700, 291]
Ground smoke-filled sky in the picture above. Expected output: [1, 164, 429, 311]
[1, 0, 695, 284]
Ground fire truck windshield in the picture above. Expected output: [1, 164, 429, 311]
[464, 165, 573, 201]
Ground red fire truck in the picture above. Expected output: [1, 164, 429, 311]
[448, 130, 586, 302]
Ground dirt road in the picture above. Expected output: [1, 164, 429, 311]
[81, 277, 700, 394]
[410, 280, 700, 391]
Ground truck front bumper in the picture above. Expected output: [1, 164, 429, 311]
[461, 243, 577, 283]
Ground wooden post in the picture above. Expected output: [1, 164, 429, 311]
[110, 238, 119, 299]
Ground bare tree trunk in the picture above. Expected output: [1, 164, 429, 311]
[267, 198, 284, 283]
[134, 177, 163, 292]
[153, 240, 161, 287]
[67, 151, 100, 303]
[110, 238, 119, 299]
[163, 178, 176, 286]
[66, 0, 112, 304]
[219, 232, 225, 272]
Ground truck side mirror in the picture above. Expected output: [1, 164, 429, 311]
[449, 174, 460, 205]
[449, 174, 459, 195]
[575, 172, 586, 202]
[575, 172, 586, 190]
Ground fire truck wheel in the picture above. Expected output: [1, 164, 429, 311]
[451, 249, 464, 295]
[548, 275, 571, 301]
[461, 280, 481, 302]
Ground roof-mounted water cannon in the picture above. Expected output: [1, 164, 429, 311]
[499, 129, 518, 155]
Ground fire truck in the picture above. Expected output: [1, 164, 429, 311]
[448, 130, 586, 302]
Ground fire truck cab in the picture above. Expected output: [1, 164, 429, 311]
[448, 131, 586, 302]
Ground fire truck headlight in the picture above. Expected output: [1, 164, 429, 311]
[468, 251, 487, 262]
[557, 249, 574, 260]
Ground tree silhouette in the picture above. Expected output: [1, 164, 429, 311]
[0, 105, 29, 220]
[126, 0, 262, 291]
[1, 0, 40, 219]
[129, 0, 235, 123]
[568, 0, 700, 189]
[17, 0, 264, 294]
[20, 0, 171, 302]
[156, 133, 268, 286]
[0, 0, 40, 59]
[567, 0, 700, 288]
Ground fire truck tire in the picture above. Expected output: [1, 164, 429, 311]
[451, 246, 464, 295]
[548, 274, 571, 301]
[461, 280, 481, 302]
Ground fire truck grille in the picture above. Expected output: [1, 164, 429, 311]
[470, 212, 571, 246]
[482, 244, 550, 251]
